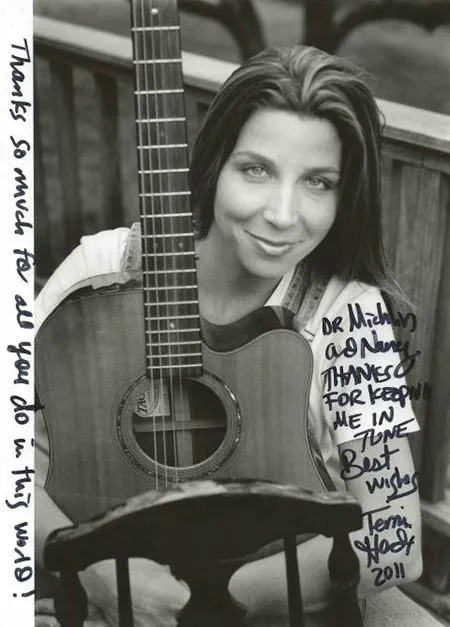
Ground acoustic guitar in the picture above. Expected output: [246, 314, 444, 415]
[35, 0, 331, 525]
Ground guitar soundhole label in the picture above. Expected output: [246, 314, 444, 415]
[115, 372, 240, 481]
[132, 379, 226, 466]
[135, 385, 170, 418]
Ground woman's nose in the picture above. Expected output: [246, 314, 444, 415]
[263, 183, 299, 229]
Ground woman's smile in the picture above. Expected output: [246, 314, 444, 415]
[245, 230, 298, 257]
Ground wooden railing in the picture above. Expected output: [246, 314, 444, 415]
[34, 15, 450, 611]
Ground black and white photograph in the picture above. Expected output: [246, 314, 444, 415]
[3, 0, 450, 625]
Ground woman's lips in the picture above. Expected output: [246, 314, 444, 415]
[246, 231, 296, 257]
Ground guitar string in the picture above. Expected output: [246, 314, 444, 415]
[147, 0, 171, 483]
[159, 2, 183, 483]
[150, 0, 172, 485]
[139, 0, 161, 487]
[177, 0, 198, 479]
[134, 0, 149, 484]
[168, 0, 188, 483]
[155, 1, 193, 482]
[132, 0, 154, 485]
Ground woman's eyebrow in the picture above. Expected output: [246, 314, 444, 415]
[306, 166, 340, 177]
[231, 150, 274, 164]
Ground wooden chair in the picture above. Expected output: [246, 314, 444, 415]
[44, 479, 363, 627]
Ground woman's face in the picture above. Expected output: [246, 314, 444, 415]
[211, 108, 342, 280]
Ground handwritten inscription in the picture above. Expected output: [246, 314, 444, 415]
[12, 520, 34, 597]
[4, 35, 35, 602]
[341, 442, 420, 503]
[354, 528, 415, 569]
[340, 443, 400, 479]
[365, 468, 420, 503]
[354, 505, 415, 586]
[353, 418, 417, 451]
[14, 248, 34, 283]
[7, 342, 31, 385]
[324, 301, 425, 589]
[11, 140, 32, 235]
[322, 302, 417, 335]
[5, 466, 34, 510]
[321, 303, 429, 438]
[10, 39, 31, 122]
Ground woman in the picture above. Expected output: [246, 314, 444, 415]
[35, 46, 437, 626]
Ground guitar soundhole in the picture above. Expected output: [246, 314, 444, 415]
[131, 379, 227, 468]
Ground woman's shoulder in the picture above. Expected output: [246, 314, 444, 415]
[306, 276, 384, 337]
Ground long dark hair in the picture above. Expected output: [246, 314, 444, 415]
[190, 45, 406, 305]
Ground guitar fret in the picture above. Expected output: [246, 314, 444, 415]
[135, 421, 221, 433]
[142, 213, 192, 219]
[147, 363, 201, 370]
[131, 26, 180, 31]
[143, 252, 195, 257]
[138, 144, 188, 149]
[145, 326, 200, 333]
[142, 232, 193, 238]
[133, 59, 182, 64]
[139, 191, 191, 197]
[137, 119, 186, 124]
[143, 269, 195, 276]
[145, 314, 199, 321]
[149, 352, 203, 359]
[148, 284, 197, 289]
[152, 340, 202, 347]
[145, 300, 199, 306]
[135, 89, 184, 95]
[138, 168, 189, 174]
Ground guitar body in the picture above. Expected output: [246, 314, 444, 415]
[36, 284, 327, 523]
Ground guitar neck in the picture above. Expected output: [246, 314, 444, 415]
[130, 0, 202, 377]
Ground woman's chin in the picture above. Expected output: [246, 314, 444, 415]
[241, 260, 293, 281]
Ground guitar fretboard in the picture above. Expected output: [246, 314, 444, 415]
[130, 0, 202, 378]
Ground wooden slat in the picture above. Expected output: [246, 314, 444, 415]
[34, 83, 53, 279]
[421, 175, 450, 501]
[379, 97, 450, 156]
[49, 59, 82, 256]
[95, 73, 123, 227]
[383, 140, 450, 175]
[390, 166, 448, 464]
[421, 492, 450, 537]
[380, 155, 402, 263]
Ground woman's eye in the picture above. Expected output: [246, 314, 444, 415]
[243, 165, 269, 179]
[306, 176, 328, 190]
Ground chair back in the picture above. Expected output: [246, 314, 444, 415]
[44, 479, 364, 627]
